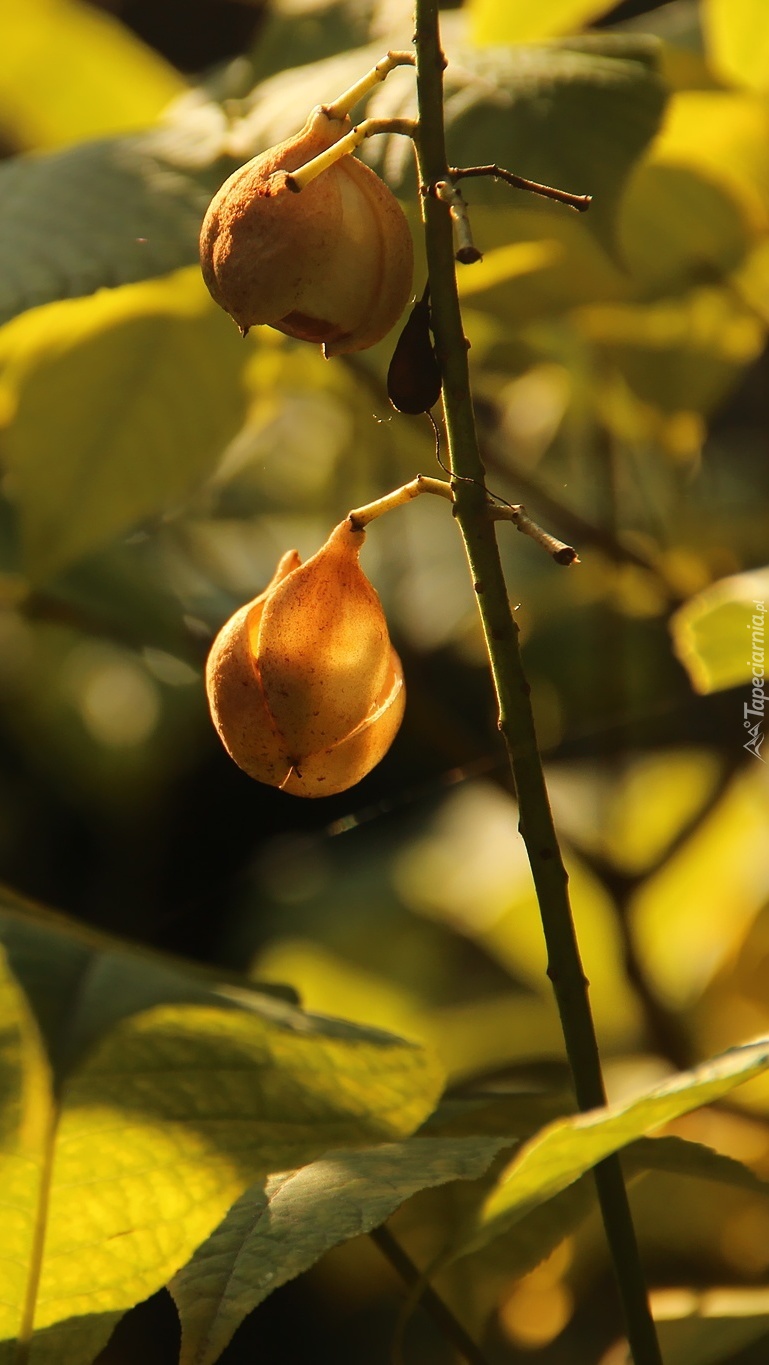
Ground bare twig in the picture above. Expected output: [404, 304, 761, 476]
[450, 163, 592, 213]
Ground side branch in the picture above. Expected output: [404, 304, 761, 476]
[450, 164, 592, 213]
[491, 504, 579, 565]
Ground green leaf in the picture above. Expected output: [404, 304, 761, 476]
[0, 895, 443, 1363]
[626, 1135, 769, 1196]
[670, 567, 769, 694]
[573, 287, 766, 417]
[451, 1041, 769, 1259]
[171, 1134, 509, 1365]
[620, 163, 752, 298]
[652, 1288, 769, 1365]
[629, 767, 769, 1010]
[0, 269, 248, 582]
[0, 0, 183, 150]
[0, 134, 226, 329]
[702, 0, 769, 95]
[467, 0, 616, 45]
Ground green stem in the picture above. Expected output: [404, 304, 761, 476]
[412, 4, 662, 1363]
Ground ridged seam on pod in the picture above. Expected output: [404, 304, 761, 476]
[205, 521, 405, 796]
[199, 107, 414, 356]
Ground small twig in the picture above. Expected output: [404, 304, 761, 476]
[450, 163, 592, 213]
[490, 503, 579, 565]
[370, 1225, 490, 1365]
[347, 472, 578, 565]
[432, 180, 483, 264]
[481, 431, 685, 598]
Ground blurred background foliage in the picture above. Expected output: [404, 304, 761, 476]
[1, 0, 769, 1361]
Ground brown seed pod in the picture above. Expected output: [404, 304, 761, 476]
[200, 108, 414, 356]
[387, 288, 442, 414]
[206, 521, 405, 796]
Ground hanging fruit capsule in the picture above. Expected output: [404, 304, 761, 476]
[206, 520, 405, 796]
[199, 107, 413, 356]
[387, 287, 442, 413]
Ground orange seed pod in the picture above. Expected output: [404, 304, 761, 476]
[199, 108, 414, 356]
[206, 520, 405, 796]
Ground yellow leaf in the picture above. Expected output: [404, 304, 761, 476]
[630, 768, 769, 1009]
[671, 567, 769, 694]
[468, 0, 615, 46]
[0, 269, 248, 582]
[0, 0, 183, 150]
[702, 0, 769, 95]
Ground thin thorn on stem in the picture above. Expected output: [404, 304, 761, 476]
[450, 163, 591, 213]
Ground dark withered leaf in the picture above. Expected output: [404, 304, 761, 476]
[387, 293, 442, 414]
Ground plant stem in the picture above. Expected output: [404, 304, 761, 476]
[412, 4, 662, 1363]
[371, 1225, 490, 1365]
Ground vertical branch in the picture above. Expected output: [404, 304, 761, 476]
[411, 3, 662, 1362]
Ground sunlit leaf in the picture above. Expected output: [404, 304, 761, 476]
[171, 1135, 509, 1365]
[630, 767, 769, 1010]
[454, 218, 628, 322]
[702, 0, 769, 96]
[572, 287, 766, 416]
[394, 781, 642, 1048]
[649, 1287, 769, 1365]
[0, 133, 228, 329]
[620, 164, 752, 298]
[467, 0, 615, 46]
[0, 269, 248, 582]
[670, 567, 769, 694]
[0, 896, 443, 1362]
[548, 750, 724, 876]
[646, 90, 769, 233]
[0, 0, 183, 150]
[451, 1041, 769, 1259]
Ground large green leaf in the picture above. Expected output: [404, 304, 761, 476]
[0, 134, 226, 329]
[653, 1288, 769, 1365]
[0, 269, 248, 582]
[0, 895, 443, 1364]
[171, 1134, 510, 1365]
[451, 1041, 769, 1259]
